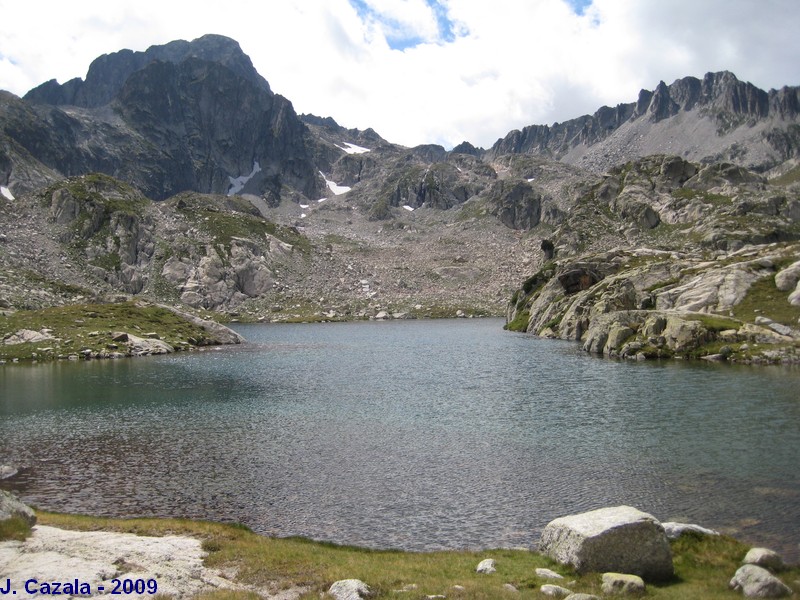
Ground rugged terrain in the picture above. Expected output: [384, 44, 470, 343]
[1, 34, 800, 363]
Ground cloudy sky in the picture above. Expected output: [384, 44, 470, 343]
[1, 0, 798, 149]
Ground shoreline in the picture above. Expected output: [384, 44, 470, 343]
[1, 508, 798, 600]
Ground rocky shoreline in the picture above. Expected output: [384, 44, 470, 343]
[507, 243, 800, 366]
[2, 492, 797, 599]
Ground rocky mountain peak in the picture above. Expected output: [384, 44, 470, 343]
[489, 71, 800, 174]
[24, 34, 270, 108]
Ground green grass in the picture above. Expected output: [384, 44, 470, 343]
[504, 309, 530, 332]
[732, 275, 800, 326]
[671, 188, 732, 205]
[0, 301, 219, 362]
[0, 516, 33, 541]
[33, 511, 799, 600]
[173, 194, 311, 254]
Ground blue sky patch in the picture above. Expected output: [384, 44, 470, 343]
[566, 0, 593, 15]
[349, 0, 461, 50]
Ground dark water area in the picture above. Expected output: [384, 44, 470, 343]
[1, 318, 798, 561]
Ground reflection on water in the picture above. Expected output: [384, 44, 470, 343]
[1, 319, 799, 560]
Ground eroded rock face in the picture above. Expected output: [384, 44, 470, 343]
[538, 506, 674, 581]
[507, 242, 800, 364]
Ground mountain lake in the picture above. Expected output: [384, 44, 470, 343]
[1, 318, 798, 560]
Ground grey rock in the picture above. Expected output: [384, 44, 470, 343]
[662, 522, 719, 540]
[601, 572, 646, 595]
[743, 548, 784, 572]
[0, 489, 36, 526]
[476, 558, 496, 574]
[328, 579, 372, 600]
[126, 333, 174, 356]
[540, 584, 574, 597]
[156, 305, 244, 345]
[539, 506, 673, 581]
[564, 595, 601, 600]
[730, 564, 792, 598]
[0, 465, 19, 479]
[775, 261, 800, 292]
[3, 328, 56, 345]
[536, 568, 565, 580]
[503, 583, 519, 592]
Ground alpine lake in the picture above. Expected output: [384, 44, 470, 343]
[1, 318, 798, 561]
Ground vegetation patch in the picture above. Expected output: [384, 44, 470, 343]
[504, 309, 530, 332]
[732, 275, 800, 326]
[34, 511, 800, 600]
[0, 516, 33, 542]
[173, 194, 311, 254]
[0, 301, 217, 362]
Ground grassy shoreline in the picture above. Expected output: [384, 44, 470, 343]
[0, 511, 791, 599]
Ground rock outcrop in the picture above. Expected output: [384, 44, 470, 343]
[0, 490, 36, 526]
[538, 506, 674, 581]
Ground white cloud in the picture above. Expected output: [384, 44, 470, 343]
[0, 0, 798, 149]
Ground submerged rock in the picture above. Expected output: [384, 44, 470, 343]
[662, 522, 719, 540]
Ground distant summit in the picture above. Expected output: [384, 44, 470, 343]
[24, 34, 271, 107]
[488, 71, 800, 174]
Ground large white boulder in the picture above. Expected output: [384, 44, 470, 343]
[538, 506, 673, 581]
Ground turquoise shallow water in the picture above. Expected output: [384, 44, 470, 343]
[1, 318, 799, 559]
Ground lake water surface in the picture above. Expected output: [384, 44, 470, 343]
[1, 319, 799, 559]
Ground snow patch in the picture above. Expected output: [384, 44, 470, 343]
[300, 213, 307, 219]
[227, 161, 261, 196]
[402, 205, 415, 212]
[1, 186, 14, 201]
[337, 142, 370, 154]
[319, 171, 351, 196]
[299, 204, 309, 209]
[527, 178, 536, 182]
